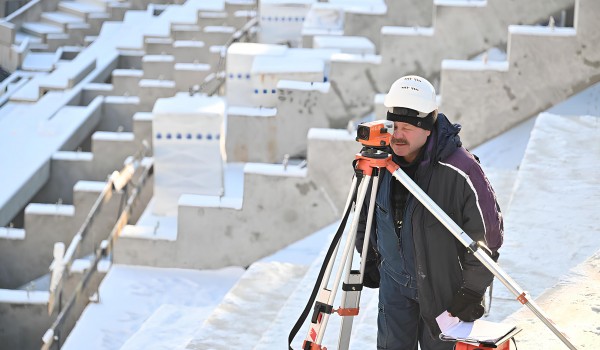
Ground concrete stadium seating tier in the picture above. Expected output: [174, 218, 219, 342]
[378, 0, 573, 91]
[113, 127, 358, 270]
[0, 181, 120, 288]
[0, 257, 109, 350]
[342, 0, 433, 52]
[439, 0, 600, 147]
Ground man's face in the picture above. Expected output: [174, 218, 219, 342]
[391, 121, 431, 163]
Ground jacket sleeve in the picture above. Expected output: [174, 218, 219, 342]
[459, 161, 504, 295]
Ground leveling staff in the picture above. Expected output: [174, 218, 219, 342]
[356, 76, 504, 350]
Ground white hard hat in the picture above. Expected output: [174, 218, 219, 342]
[384, 75, 437, 115]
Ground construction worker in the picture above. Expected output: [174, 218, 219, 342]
[357, 75, 503, 350]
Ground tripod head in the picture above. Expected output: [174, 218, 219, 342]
[355, 120, 393, 150]
[355, 120, 394, 175]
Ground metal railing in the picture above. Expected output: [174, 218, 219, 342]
[41, 153, 154, 350]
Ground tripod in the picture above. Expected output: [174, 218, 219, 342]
[289, 121, 578, 350]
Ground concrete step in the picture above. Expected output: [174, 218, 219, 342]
[21, 22, 64, 42]
[119, 304, 209, 350]
[58, 1, 106, 20]
[183, 262, 309, 349]
[254, 221, 376, 349]
[21, 52, 60, 72]
[41, 11, 86, 31]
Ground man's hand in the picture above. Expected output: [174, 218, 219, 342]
[362, 258, 380, 289]
[448, 287, 484, 322]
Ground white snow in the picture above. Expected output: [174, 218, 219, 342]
[24, 203, 75, 216]
[434, 0, 487, 7]
[61, 265, 244, 350]
[441, 59, 509, 71]
[508, 25, 577, 37]
[277, 80, 330, 93]
[0, 227, 25, 240]
[381, 26, 434, 36]
[0, 289, 49, 304]
[308, 127, 356, 141]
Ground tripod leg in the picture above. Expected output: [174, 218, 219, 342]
[338, 170, 381, 349]
[386, 163, 578, 350]
[309, 174, 372, 348]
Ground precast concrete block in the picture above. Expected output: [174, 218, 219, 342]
[144, 37, 174, 55]
[201, 26, 236, 48]
[198, 11, 228, 27]
[306, 128, 357, 211]
[250, 54, 324, 108]
[118, 51, 144, 70]
[225, 106, 277, 163]
[0, 292, 51, 350]
[138, 79, 177, 110]
[91, 131, 138, 175]
[300, 3, 344, 48]
[378, 0, 574, 90]
[172, 40, 208, 63]
[438, 14, 600, 148]
[0, 203, 75, 288]
[133, 112, 153, 155]
[173, 63, 211, 91]
[226, 42, 287, 107]
[176, 163, 338, 269]
[229, 10, 256, 29]
[152, 94, 225, 216]
[33, 152, 94, 205]
[142, 54, 175, 80]
[274, 80, 329, 161]
[322, 53, 381, 128]
[313, 35, 375, 55]
[225, 0, 256, 16]
[171, 24, 202, 41]
[81, 83, 114, 105]
[110, 69, 143, 96]
[101, 95, 141, 131]
[258, 0, 314, 47]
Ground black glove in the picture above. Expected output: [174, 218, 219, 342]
[362, 258, 380, 289]
[448, 287, 484, 322]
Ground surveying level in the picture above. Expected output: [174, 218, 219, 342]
[289, 120, 578, 350]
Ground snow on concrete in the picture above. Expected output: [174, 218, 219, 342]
[120, 304, 209, 350]
[277, 79, 330, 93]
[381, 26, 434, 36]
[61, 265, 244, 350]
[508, 25, 577, 37]
[0, 289, 49, 304]
[441, 59, 509, 71]
[183, 262, 308, 349]
[505, 249, 600, 349]
[0, 228, 26, 240]
[244, 163, 308, 178]
[486, 113, 600, 326]
[308, 127, 356, 141]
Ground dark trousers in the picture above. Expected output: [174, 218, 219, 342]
[378, 268, 454, 350]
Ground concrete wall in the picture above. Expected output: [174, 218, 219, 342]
[114, 126, 362, 269]
[0, 182, 123, 288]
[322, 53, 381, 128]
[439, 0, 600, 147]
[0, 291, 51, 350]
[378, 0, 574, 91]
[343, 0, 433, 52]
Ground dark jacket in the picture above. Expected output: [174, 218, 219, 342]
[356, 113, 504, 335]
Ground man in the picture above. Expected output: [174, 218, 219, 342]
[357, 75, 503, 350]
